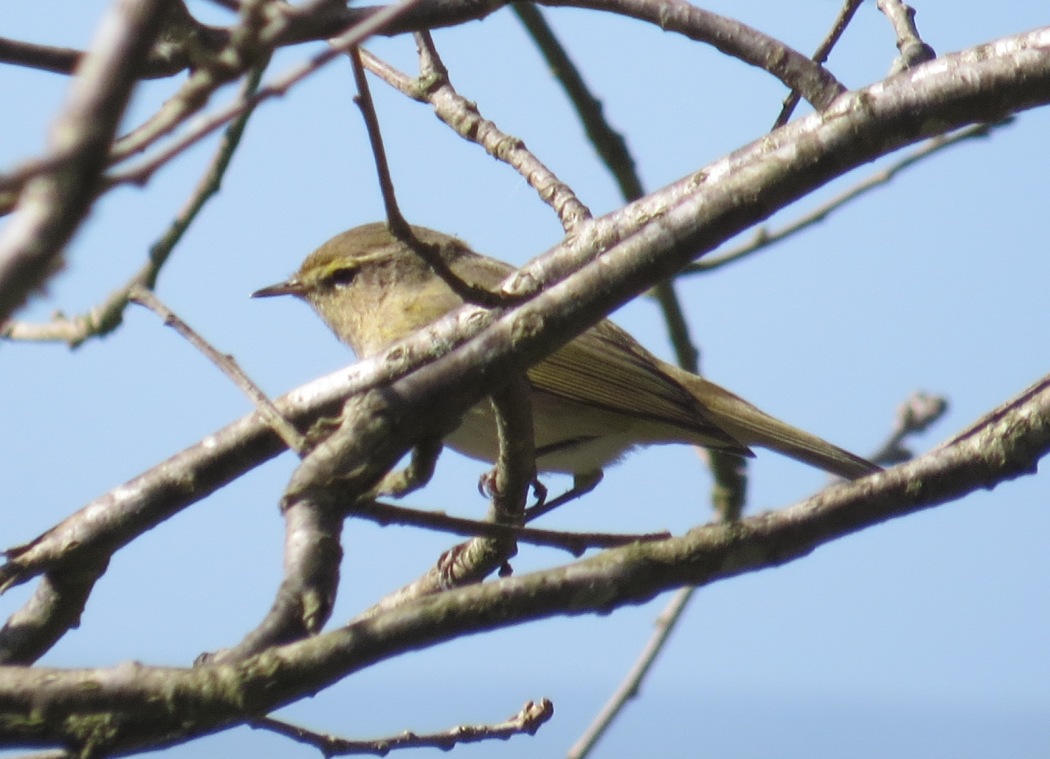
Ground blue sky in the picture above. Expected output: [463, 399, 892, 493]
[2, 1, 1048, 757]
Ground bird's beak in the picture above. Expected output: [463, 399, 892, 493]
[251, 279, 302, 299]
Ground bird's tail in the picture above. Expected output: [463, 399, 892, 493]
[673, 369, 880, 481]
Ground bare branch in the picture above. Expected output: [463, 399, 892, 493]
[103, 0, 430, 188]
[773, 0, 865, 128]
[541, 0, 844, 109]
[877, 0, 936, 73]
[361, 38, 591, 230]
[251, 698, 554, 754]
[0, 0, 170, 322]
[0, 3, 226, 79]
[0, 37, 85, 76]
[3, 27, 1047, 632]
[349, 44, 513, 307]
[869, 391, 949, 466]
[202, 495, 344, 663]
[0, 560, 109, 665]
[568, 585, 695, 759]
[127, 286, 306, 454]
[685, 121, 1011, 275]
[1, 46, 265, 347]
[277, 0, 845, 111]
[0, 371, 1046, 753]
[346, 499, 671, 553]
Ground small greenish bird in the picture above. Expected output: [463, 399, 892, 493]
[253, 223, 879, 487]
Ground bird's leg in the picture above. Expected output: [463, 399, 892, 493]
[524, 470, 604, 523]
[478, 471, 548, 508]
[529, 478, 548, 507]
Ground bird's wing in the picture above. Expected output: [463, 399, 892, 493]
[526, 320, 751, 455]
[448, 247, 749, 455]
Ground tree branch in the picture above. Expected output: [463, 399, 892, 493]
[0, 371, 1046, 753]
[3, 28, 1048, 656]
[250, 698, 554, 754]
[2, 64, 266, 346]
[0, 0, 170, 322]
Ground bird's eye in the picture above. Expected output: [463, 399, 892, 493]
[325, 267, 357, 288]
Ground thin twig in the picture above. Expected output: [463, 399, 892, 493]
[4, 371, 1049, 750]
[3, 64, 266, 346]
[417, 31, 592, 231]
[251, 698, 554, 754]
[105, 0, 429, 187]
[513, 4, 641, 200]
[127, 286, 306, 454]
[685, 121, 1010, 275]
[359, 40, 591, 231]
[773, 0, 865, 128]
[568, 585, 694, 759]
[348, 45, 510, 308]
[0, 37, 88, 76]
[348, 499, 670, 554]
[347, 46, 407, 232]
[511, 15, 748, 753]
[541, 0, 845, 110]
[0, 0, 170, 322]
[868, 391, 949, 466]
[876, 0, 936, 73]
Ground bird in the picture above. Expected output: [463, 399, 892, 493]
[252, 222, 879, 494]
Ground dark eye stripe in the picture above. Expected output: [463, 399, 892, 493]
[325, 267, 357, 287]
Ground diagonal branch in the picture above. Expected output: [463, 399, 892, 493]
[277, 0, 845, 111]
[250, 698, 554, 754]
[2, 64, 267, 347]
[538, 0, 844, 109]
[686, 121, 1011, 275]
[360, 39, 591, 230]
[2, 27, 1048, 646]
[0, 0, 170, 322]
[773, 0, 865, 127]
[0, 371, 1046, 753]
